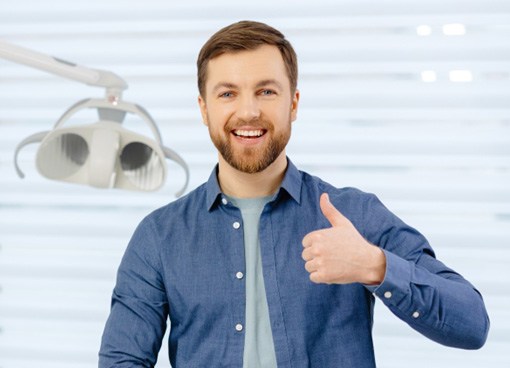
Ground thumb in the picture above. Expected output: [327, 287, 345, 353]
[320, 193, 349, 227]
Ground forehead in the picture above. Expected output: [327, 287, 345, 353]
[205, 45, 289, 90]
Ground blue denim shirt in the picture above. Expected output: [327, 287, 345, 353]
[99, 159, 489, 367]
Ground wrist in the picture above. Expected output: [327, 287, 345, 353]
[364, 246, 386, 286]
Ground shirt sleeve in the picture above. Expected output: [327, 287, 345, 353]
[98, 216, 169, 367]
[359, 193, 490, 350]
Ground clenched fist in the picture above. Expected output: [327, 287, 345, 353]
[302, 193, 386, 285]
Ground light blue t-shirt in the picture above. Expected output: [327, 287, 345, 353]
[227, 195, 277, 368]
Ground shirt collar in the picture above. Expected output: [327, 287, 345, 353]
[206, 157, 302, 211]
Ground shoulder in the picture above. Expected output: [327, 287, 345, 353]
[297, 169, 389, 230]
[141, 182, 208, 233]
[299, 169, 377, 206]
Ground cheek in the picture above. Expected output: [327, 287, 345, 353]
[206, 104, 234, 125]
[272, 106, 294, 125]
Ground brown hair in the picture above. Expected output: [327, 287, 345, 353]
[197, 20, 298, 97]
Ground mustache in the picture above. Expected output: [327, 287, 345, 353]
[224, 118, 272, 131]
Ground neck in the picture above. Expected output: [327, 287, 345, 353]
[217, 152, 288, 198]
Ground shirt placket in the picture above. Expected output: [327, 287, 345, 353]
[220, 196, 246, 364]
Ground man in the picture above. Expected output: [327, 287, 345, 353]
[99, 20, 489, 367]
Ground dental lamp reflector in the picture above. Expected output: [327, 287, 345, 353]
[34, 122, 167, 191]
[14, 98, 190, 196]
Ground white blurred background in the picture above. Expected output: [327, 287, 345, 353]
[0, 0, 509, 367]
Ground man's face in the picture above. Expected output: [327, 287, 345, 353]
[198, 44, 299, 174]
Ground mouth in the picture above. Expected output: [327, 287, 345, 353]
[232, 129, 267, 139]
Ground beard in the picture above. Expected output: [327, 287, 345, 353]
[208, 116, 291, 174]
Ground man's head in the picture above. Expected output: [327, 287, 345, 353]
[197, 21, 299, 175]
[197, 20, 298, 99]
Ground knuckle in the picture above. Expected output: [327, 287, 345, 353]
[313, 232, 324, 242]
[306, 231, 322, 244]
[313, 244, 326, 257]
[315, 257, 323, 268]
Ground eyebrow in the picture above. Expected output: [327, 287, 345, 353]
[212, 82, 237, 94]
[211, 79, 284, 93]
[255, 79, 284, 90]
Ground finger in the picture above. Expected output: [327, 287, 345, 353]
[309, 271, 323, 284]
[304, 259, 318, 273]
[320, 193, 350, 228]
[302, 247, 314, 261]
[302, 231, 317, 248]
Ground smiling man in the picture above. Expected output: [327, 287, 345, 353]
[198, 43, 298, 196]
[99, 21, 489, 368]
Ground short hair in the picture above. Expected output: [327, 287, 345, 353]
[197, 20, 298, 97]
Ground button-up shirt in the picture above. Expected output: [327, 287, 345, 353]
[99, 159, 489, 367]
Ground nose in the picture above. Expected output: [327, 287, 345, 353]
[236, 94, 261, 122]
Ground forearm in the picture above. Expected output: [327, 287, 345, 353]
[99, 217, 169, 367]
[99, 289, 168, 367]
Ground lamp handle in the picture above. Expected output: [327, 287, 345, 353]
[13, 131, 50, 178]
[162, 146, 189, 197]
[52, 98, 165, 145]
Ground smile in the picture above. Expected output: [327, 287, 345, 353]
[233, 129, 266, 138]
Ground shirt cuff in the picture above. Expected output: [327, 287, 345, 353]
[364, 249, 411, 307]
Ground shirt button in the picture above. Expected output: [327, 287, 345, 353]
[233, 221, 241, 229]
[412, 311, 420, 319]
[236, 271, 244, 279]
[221, 198, 228, 205]
[384, 291, 392, 299]
[235, 323, 243, 332]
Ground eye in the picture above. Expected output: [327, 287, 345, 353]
[219, 91, 234, 98]
[260, 89, 276, 96]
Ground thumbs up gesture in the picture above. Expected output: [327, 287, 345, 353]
[302, 193, 386, 285]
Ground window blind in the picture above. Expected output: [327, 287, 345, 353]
[1, 1, 509, 367]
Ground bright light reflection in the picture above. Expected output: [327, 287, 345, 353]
[443, 23, 466, 36]
[421, 70, 437, 82]
[449, 70, 473, 82]
[416, 25, 432, 36]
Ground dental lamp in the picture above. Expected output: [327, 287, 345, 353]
[0, 40, 189, 196]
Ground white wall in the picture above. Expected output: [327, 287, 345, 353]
[1, 1, 509, 367]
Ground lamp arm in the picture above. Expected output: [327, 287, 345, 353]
[0, 40, 128, 97]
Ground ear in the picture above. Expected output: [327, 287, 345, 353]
[290, 89, 300, 122]
[198, 95, 208, 126]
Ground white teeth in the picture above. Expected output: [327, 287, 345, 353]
[234, 129, 263, 137]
